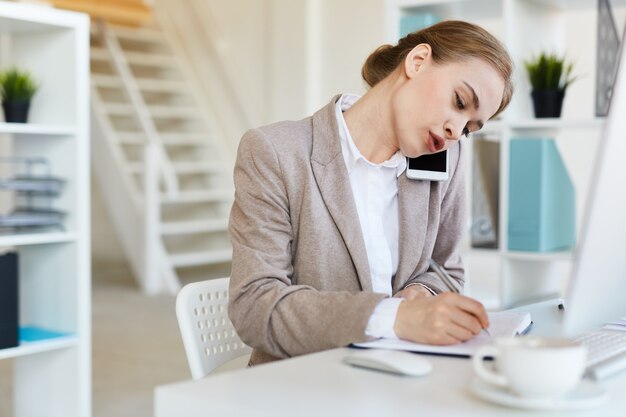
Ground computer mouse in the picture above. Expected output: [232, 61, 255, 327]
[343, 349, 432, 377]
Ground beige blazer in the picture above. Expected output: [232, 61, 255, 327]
[228, 95, 466, 365]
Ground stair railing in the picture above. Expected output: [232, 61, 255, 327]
[96, 20, 178, 294]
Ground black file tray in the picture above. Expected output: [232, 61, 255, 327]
[0, 208, 65, 227]
[0, 208, 66, 228]
[0, 157, 66, 229]
[0, 176, 65, 196]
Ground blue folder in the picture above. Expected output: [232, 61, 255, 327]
[508, 138, 576, 252]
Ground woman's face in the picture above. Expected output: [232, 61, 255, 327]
[391, 45, 505, 158]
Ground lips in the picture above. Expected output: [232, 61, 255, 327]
[428, 132, 445, 153]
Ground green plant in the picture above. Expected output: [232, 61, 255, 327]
[524, 53, 576, 91]
[0, 68, 38, 102]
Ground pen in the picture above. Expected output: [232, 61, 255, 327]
[428, 258, 491, 337]
[428, 258, 460, 294]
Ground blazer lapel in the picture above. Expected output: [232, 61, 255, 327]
[310, 97, 372, 291]
[394, 174, 431, 292]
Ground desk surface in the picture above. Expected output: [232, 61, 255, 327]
[155, 300, 626, 417]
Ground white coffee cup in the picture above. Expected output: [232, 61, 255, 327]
[472, 337, 587, 398]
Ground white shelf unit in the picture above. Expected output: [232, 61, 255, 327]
[0, 3, 90, 417]
[388, 0, 626, 308]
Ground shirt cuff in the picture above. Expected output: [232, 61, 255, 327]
[365, 297, 403, 339]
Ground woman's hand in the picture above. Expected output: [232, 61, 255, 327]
[394, 285, 433, 300]
[393, 293, 489, 345]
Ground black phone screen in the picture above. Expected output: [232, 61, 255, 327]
[408, 151, 447, 172]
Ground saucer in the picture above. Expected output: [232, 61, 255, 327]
[470, 378, 610, 411]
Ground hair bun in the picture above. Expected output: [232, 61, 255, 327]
[362, 44, 398, 88]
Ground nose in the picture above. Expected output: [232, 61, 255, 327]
[444, 118, 467, 141]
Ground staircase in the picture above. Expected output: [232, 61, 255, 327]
[90, 19, 234, 294]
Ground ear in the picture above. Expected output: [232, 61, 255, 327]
[404, 43, 432, 78]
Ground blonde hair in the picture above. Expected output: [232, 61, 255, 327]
[362, 20, 513, 117]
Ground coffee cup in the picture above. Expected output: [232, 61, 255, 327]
[472, 337, 587, 398]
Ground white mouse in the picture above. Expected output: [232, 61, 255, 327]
[343, 349, 432, 377]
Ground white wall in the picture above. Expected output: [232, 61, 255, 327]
[158, 0, 387, 127]
[91, 177, 126, 263]
[313, 0, 386, 111]
[271, 0, 387, 118]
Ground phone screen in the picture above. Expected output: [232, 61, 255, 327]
[408, 151, 447, 172]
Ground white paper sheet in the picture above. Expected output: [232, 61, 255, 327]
[353, 310, 532, 357]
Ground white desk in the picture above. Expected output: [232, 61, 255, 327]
[155, 300, 626, 417]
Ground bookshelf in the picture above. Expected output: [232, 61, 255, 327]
[387, 0, 625, 308]
[0, 2, 90, 417]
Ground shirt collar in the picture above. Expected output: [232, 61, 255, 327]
[334, 93, 407, 177]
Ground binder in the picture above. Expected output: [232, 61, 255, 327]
[508, 138, 576, 252]
[0, 252, 19, 349]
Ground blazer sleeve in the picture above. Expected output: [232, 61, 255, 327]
[228, 128, 386, 359]
[403, 141, 467, 294]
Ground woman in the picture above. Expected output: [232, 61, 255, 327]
[228, 20, 513, 366]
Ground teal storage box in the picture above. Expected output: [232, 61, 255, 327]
[399, 13, 439, 37]
[508, 138, 576, 252]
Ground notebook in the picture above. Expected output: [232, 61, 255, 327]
[353, 310, 532, 358]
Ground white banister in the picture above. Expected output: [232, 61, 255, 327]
[97, 20, 179, 196]
[95, 19, 176, 293]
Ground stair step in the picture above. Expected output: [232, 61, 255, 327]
[127, 161, 223, 175]
[149, 105, 200, 119]
[92, 74, 123, 88]
[117, 132, 145, 144]
[169, 248, 233, 268]
[173, 162, 222, 174]
[161, 218, 229, 235]
[124, 51, 177, 68]
[161, 189, 233, 204]
[135, 78, 189, 93]
[104, 103, 134, 115]
[90, 47, 110, 61]
[112, 26, 165, 43]
[160, 133, 208, 145]
[103, 104, 199, 119]
[117, 132, 209, 146]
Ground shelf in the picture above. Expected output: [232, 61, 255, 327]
[0, 231, 76, 247]
[465, 247, 500, 257]
[396, 0, 502, 20]
[0, 3, 90, 416]
[0, 3, 86, 34]
[505, 250, 573, 261]
[507, 118, 606, 131]
[0, 326, 77, 360]
[528, 0, 626, 11]
[471, 118, 606, 138]
[0, 123, 77, 136]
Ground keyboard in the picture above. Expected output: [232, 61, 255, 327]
[575, 331, 626, 380]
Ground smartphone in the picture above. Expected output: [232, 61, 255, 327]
[406, 151, 449, 181]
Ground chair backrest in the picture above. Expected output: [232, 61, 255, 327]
[176, 277, 251, 379]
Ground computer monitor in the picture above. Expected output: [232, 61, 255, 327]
[561, 25, 626, 337]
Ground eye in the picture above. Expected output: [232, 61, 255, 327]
[455, 92, 465, 110]
[463, 127, 470, 138]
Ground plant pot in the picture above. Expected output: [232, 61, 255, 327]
[531, 89, 565, 118]
[2, 100, 31, 123]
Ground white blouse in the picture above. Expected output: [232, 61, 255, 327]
[334, 93, 404, 338]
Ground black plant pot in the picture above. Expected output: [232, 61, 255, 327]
[531, 89, 565, 118]
[2, 100, 31, 123]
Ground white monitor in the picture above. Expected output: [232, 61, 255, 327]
[561, 28, 626, 336]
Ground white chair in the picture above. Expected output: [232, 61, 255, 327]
[176, 277, 252, 379]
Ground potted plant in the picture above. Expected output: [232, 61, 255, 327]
[524, 53, 577, 118]
[0, 68, 38, 123]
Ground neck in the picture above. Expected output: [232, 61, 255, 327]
[343, 75, 399, 164]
